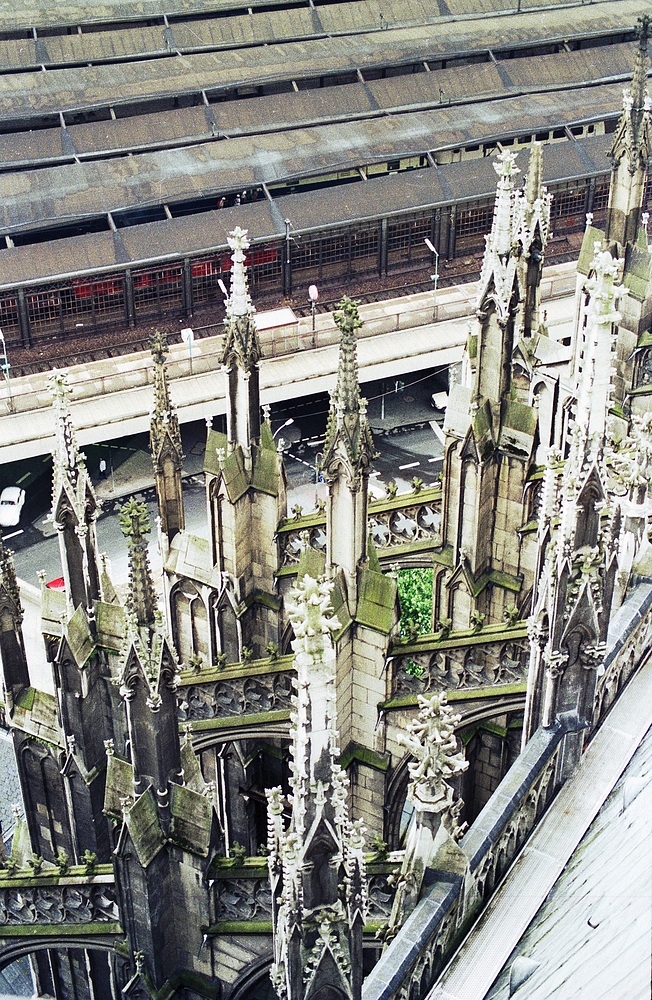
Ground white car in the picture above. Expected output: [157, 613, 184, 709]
[0, 486, 25, 528]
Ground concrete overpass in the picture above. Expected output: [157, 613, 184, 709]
[0, 262, 576, 464]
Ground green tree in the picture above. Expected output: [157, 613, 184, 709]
[396, 568, 434, 637]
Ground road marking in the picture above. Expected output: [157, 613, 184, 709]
[2, 529, 23, 540]
[16, 472, 30, 484]
[428, 457, 440, 462]
[399, 461, 420, 470]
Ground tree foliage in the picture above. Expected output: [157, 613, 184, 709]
[397, 568, 434, 638]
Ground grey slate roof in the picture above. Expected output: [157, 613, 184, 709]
[485, 720, 652, 1000]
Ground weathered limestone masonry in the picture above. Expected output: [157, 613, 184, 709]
[104, 499, 218, 994]
[435, 145, 552, 633]
[578, 14, 652, 418]
[165, 226, 287, 665]
[362, 582, 652, 1000]
[267, 573, 367, 1000]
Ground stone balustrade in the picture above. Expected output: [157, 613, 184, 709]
[208, 858, 399, 931]
[0, 866, 119, 928]
[593, 581, 652, 726]
[277, 486, 442, 573]
[177, 657, 295, 724]
[386, 622, 530, 702]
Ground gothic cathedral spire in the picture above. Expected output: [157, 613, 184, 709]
[321, 297, 375, 606]
[604, 15, 652, 248]
[50, 370, 101, 612]
[150, 331, 185, 545]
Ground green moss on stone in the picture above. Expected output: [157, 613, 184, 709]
[185, 709, 291, 733]
[339, 742, 389, 773]
[15, 687, 35, 711]
[206, 921, 273, 935]
[0, 922, 122, 937]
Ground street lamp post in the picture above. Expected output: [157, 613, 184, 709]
[284, 219, 292, 298]
[308, 284, 319, 344]
[0, 329, 14, 413]
[273, 417, 294, 447]
[424, 238, 440, 320]
[181, 327, 195, 375]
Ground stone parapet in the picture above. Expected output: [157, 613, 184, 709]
[277, 485, 442, 573]
[362, 720, 567, 1000]
[386, 622, 529, 702]
[208, 858, 399, 934]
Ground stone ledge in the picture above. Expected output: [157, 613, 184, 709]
[0, 922, 122, 937]
[362, 877, 461, 1000]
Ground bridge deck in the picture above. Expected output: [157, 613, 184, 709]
[0, 262, 575, 463]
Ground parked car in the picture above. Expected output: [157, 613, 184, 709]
[0, 486, 25, 527]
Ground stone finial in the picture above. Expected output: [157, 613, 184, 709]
[398, 693, 468, 803]
[285, 574, 340, 657]
[49, 370, 80, 476]
[118, 498, 158, 628]
[221, 228, 262, 454]
[226, 226, 254, 321]
[632, 15, 651, 115]
[576, 246, 625, 450]
[150, 332, 176, 425]
[322, 296, 375, 473]
[331, 296, 363, 415]
[523, 142, 542, 212]
[490, 148, 520, 257]
[384, 693, 468, 941]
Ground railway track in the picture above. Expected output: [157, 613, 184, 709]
[6, 248, 579, 379]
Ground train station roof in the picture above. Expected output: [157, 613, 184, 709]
[0, 134, 616, 289]
[0, 0, 646, 288]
